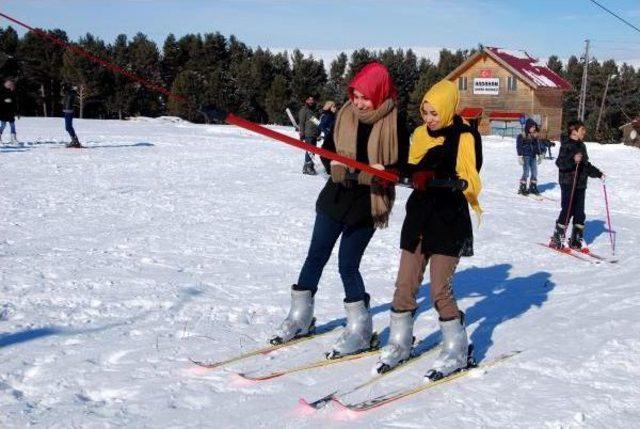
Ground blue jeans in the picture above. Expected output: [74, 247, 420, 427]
[0, 120, 16, 135]
[521, 156, 537, 183]
[297, 212, 375, 303]
[64, 112, 76, 138]
[303, 137, 317, 164]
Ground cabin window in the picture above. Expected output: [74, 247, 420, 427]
[508, 75, 517, 91]
[458, 76, 468, 91]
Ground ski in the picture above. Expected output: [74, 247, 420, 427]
[332, 350, 522, 412]
[189, 327, 337, 370]
[299, 341, 440, 410]
[575, 248, 618, 264]
[285, 107, 299, 131]
[536, 242, 595, 263]
[236, 347, 381, 382]
[519, 193, 555, 202]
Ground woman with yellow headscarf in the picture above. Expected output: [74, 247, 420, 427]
[375, 80, 482, 380]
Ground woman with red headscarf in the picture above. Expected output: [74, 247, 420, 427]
[270, 62, 408, 358]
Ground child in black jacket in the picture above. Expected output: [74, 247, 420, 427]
[549, 120, 605, 250]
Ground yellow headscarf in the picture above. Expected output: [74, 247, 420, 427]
[409, 79, 482, 220]
[423, 80, 459, 127]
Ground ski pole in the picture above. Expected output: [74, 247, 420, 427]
[602, 179, 615, 255]
[563, 159, 581, 245]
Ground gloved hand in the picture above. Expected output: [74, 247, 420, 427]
[537, 155, 543, 165]
[411, 171, 435, 191]
[357, 163, 384, 186]
[518, 156, 524, 166]
[330, 160, 347, 184]
[368, 165, 395, 194]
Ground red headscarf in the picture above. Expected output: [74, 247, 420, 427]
[348, 62, 397, 109]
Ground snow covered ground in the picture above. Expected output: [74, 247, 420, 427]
[1, 117, 639, 428]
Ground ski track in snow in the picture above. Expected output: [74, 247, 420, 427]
[1, 117, 638, 428]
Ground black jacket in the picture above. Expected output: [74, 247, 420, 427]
[316, 118, 408, 228]
[400, 115, 481, 257]
[62, 89, 77, 113]
[0, 87, 17, 122]
[555, 138, 602, 189]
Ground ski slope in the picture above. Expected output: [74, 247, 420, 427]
[1, 117, 639, 428]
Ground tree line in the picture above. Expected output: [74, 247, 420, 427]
[0, 25, 638, 141]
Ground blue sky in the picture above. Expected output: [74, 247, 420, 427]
[3, 0, 640, 64]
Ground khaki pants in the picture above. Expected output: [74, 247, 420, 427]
[392, 241, 460, 320]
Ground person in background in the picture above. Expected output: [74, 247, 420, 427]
[549, 120, 605, 250]
[298, 94, 320, 175]
[0, 79, 19, 145]
[62, 84, 82, 148]
[318, 100, 338, 174]
[516, 118, 543, 195]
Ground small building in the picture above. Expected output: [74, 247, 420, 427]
[619, 117, 640, 148]
[445, 46, 572, 140]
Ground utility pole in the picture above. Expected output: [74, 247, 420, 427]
[596, 74, 617, 136]
[578, 39, 590, 121]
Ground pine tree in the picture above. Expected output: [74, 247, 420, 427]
[547, 55, 563, 75]
[290, 49, 327, 112]
[346, 48, 375, 81]
[562, 55, 583, 125]
[168, 70, 204, 121]
[324, 52, 348, 104]
[160, 34, 183, 88]
[265, 74, 290, 124]
[104, 34, 135, 119]
[17, 28, 68, 116]
[128, 32, 163, 116]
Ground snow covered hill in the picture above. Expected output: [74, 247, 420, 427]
[1, 117, 639, 428]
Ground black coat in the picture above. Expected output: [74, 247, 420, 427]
[0, 87, 17, 122]
[400, 116, 481, 257]
[62, 89, 77, 113]
[316, 118, 408, 228]
[555, 139, 602, 189]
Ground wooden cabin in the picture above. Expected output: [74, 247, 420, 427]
[445, 47, 572, 140]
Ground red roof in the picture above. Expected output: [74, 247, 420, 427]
[459, 107, 483, 118]
[485, 47, 572, 91]
[489, 111, 524, 120]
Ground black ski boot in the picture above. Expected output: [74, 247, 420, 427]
[549, 223, 566, 249]
[66, 136, 83, 148]
[528, 181, 540, 195]
[518, 182, 528, 195]
[569, 224, 585, 250]
[302, 162, 317, 175]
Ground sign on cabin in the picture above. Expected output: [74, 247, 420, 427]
[473, 78, 500, 95]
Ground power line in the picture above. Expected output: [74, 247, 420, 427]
[588, 0, 640, 34]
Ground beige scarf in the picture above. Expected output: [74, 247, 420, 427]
[331, 99, 398, 228]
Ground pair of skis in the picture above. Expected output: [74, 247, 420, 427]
[191, 329, 521, 412]
[536, 243, 617, 264]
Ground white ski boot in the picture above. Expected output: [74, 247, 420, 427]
[269, 288, 315, 345]
[10, 133, 19, 146]
[425, 312, 474, 381]
[327, 299, 378, 359]
[375, 310, 415, 374]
